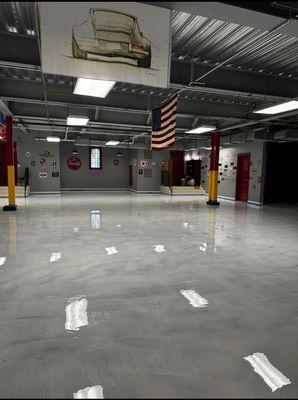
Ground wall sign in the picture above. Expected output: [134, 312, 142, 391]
[113, 159, 119, 166]
[67, 156, 82, 170]
[25, 152, 31, 157]
[39, 2, 171, 88]
[52, 171, 60, 177]
[31, 161, 36, 166]
[139, 160, 148, 168]
[138, 169, 143, 175]
[39, 172, 47, 178]
[159, 160, 165, 167]
[39, 150, 54, 165]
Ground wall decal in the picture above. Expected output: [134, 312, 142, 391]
[39, 172, 47, 178]
[39, 150, 54, 165]
[139, 160, 148, 168]
[138, 169, 143, 175]
[25, 152, 31, 157]
[113, 159, 119, 166]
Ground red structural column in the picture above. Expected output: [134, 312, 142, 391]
[3, 115, 17, 211]
[207, 131, 220, 206]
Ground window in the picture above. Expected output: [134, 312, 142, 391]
[89, 147, 102, 169]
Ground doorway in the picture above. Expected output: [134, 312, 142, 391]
[235, 152, 250, 202]
[264, 142, 298, 203]
[128, 165, 133, 187]
[170, 150, 185, 186]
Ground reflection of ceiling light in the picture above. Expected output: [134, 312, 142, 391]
[106, 140, 120, 146]
[7, 26, 17, 33]
[187, 126, 216, 134]
[67, 116, 89, 126]
[74, 78, 116, 98]
[116, 150, 123, 157]
[254, 100, 298, 115]
[46, 136, 60, 142]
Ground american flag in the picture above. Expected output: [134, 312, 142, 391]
[151, 95, 177, 151]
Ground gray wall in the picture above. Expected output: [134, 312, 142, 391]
[17, 134, 60, 193]
[129, 149, 169, 192]
[201, 141, 265, 204]
[60, 143, 130, 189]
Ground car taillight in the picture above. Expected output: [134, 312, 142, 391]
[133, 43, 144, 50]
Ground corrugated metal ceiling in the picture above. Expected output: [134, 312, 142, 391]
[0, 2, 297, 78]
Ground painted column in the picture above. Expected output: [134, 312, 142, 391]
[3, 115, 17, 211]
[207, 131, 220, 206]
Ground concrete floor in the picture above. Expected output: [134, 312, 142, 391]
[0, 192, 297, 398]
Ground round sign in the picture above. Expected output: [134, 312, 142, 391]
[25, 152, 31, 157]
[113, 159, 119, 166]
[139, 160, 148, 168]
[67, 156, 81, 170]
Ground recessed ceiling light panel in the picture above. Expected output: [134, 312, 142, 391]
[66, 116, 89, 126]
[106, 140, 120, 146]
[254, 100, 298, 115]
[187, 126, 216, 134]
[74, 78, 116, 98]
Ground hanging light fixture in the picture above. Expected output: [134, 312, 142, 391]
[116, 150, 123, 157]
[72, 147, 78, 155]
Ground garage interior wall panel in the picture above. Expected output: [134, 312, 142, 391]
[60, 142, 130, 190]
[201, 141, 265, 204]
[17, 134, 61, 193]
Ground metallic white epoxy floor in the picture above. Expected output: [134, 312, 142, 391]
[0, 192, 298, 398]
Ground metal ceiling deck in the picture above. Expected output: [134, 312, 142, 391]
[171, 10, 298, 77]
[0, 2, 297, 77]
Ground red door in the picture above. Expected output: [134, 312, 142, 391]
[235, 152, 250, 202]
[129, 165, 133, 187]
[0, 142, 18, 186]
[170, 150, 185, 186]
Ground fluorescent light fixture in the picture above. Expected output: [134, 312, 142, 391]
[106, 140, 120, 146]
[187, 126, 216, 134]
[254, 100, 298, 115]
[74, 78, 116, 98]
[67, 116, 89, 126]
[46, 136, 60, 142]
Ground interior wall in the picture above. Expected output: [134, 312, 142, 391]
[130, 149, 169, 192]
[17, 134, 60, 193]
[264, 142, 298, 203]
[201, 141, 265, 204]
[60, 143, 130, 190]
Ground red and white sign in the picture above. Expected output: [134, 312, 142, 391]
[67, 156, 82, 170]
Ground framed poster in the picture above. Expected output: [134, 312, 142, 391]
[39, 2, 171, 88]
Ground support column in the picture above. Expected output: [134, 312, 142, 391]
[3, 115, 17, 211]
[207, 131, 220, 206]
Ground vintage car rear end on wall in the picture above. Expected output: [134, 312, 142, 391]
[72, 9, 151, 68]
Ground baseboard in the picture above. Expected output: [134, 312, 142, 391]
[61, 188, 128, 192]
[30, 192, 61, 195]
[218, 195, 263, 206]
[128, 188, 161, 194]
[160, 192, 206, 196]
[218, 195, 235, 201]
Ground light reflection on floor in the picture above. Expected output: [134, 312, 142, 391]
[0, 193, 297, 398]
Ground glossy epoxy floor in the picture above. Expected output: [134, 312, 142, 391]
[0, 192, 298, 398]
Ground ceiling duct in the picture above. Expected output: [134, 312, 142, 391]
[75, 137, 89, 146]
